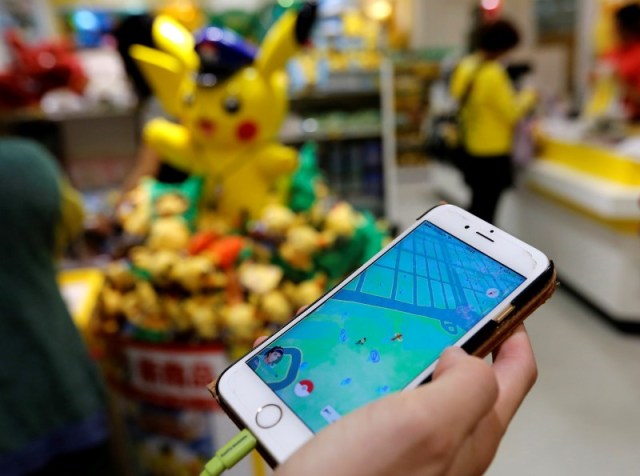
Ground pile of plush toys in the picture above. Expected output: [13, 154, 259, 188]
[95, 2, 389, 354]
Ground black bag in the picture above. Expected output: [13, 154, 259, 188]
[425, 63, 485, 171]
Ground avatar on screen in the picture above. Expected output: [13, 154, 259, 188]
[248, 221, 525, 432]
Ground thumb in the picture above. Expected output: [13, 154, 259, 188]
[432, 346, 471, 379]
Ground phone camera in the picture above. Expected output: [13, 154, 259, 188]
[465, 225, 470, 229]
[490, 230, 494, 233]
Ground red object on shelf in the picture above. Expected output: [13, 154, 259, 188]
[0, 30, 88, 110]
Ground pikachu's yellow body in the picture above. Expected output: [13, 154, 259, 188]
[131, 4, 317, 220]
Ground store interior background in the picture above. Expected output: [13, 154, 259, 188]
[1, 0, 639, 475]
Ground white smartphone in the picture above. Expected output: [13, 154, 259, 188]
[215, 204, 554, 465]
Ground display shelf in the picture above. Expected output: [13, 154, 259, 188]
[388, 58, 440, 168]
[287, 70, 387, 218]
[288, 89, 381, 112]
[280, 125, 381, 144]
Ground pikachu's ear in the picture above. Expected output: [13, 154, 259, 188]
[256, 2, 317, 78]
[152, 15, 199, 72]
[130, 44, 185, 117]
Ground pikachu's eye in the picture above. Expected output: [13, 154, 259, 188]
[223, 96, 241, 114]
[184, 92, 195, 107]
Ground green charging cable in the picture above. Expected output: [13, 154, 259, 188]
[200, 429, 258, 476]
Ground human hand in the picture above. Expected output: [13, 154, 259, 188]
[254, 325, 537, 476]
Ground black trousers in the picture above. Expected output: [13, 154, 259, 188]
[463, 153, 513, 224]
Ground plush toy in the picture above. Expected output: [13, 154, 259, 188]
[148, 176, 203, 229]
[118, 184, 152, 236]
[161, 296, 191, 333]
[259, 290, 293, 325]
[121, 281, 168, 332]
[279, 225, 322, 272]
[288, 141, 324, 213]
[322, 202, 359, 244]
[254, 204, 297, 239]
[171, 255, 227, 293]
[145, 249, 180, 286]
[184, 295, 222, 339]
[316, 206, 387, 281]
[0, 30, 87, 110]
[187, 231, 247, 269]
[238, 262, 283, 294]
[222, 302, 259, 341]
[282, 275, 325, 309]
[147, 216, 191, 252]
[101, 285, 125, 317]
[130, 2, 318, 220]
[105, 261, 136, 292]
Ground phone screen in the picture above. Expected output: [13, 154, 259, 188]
[247, 221, 526, 432]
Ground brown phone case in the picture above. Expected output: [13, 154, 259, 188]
[462, 261, 558, 359]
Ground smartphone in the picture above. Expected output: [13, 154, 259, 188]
[215, 204, 556, 465]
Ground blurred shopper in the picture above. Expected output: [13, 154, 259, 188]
[112, 14, 166, 192]
[450, 19, 535, 223]
[606, 3, 640, 120]
[0, 139, 111, 475]
[112, 14, 188, 193]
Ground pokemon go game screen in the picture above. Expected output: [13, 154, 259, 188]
[248, 221, 525, 432]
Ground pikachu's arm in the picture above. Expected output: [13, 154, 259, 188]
[256, 2, 317, 78]
[143, 119, 195, 172]
[257, 143, 299, 178]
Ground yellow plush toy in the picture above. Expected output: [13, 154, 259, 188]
[322, 202, 360, 244]
[260, 290, 293, 325]
[279, 225, 322, 271]
[147, 216, 191, 252]
[282, 275, 326, 309]
[184, 295, 223, 339]
[222, 302, 259, 341]
[130, 3, 318, 220]
[117, 184, 151, 236]
[171, 255, 227, 293]
[258, 203, 297, 238]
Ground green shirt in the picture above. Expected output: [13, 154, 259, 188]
[0, 139, 107, 474]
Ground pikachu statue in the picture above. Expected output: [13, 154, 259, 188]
[131, 3, 317, 220]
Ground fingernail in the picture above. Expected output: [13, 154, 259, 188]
[443, 346, 467, 361]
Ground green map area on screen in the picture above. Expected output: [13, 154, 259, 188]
[248, 221, 525, 433]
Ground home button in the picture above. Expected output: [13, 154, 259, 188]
[255, 404, 282, 429]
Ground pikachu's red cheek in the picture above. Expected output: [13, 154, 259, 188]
[236, 121, 258, 142]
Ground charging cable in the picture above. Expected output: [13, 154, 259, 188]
[200, 429, 258, 476]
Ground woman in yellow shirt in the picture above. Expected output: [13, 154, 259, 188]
[451, 19, 535, 223]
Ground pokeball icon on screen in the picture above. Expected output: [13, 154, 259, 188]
[486, 288, 500, 298]
[294, 380, 314, 397]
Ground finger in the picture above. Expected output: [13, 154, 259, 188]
[444, 327, 538, 476]
[405, 347, 499, 442]
[442, 410, 504, 476]
[253, 336, 267, 349]
[490, 325, 538, 425]
[296, 306, 308, 315]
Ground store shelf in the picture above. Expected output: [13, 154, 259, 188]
[280, 126, 381, 144]
[286, 69, 387, 218]
[288, 90, 380, 112]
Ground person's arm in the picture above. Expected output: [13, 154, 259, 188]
[450, 61, 469, 101]
[120, 143, 161, 193]
[269, 325, 537, 476]
[484, 66, 536, 125]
